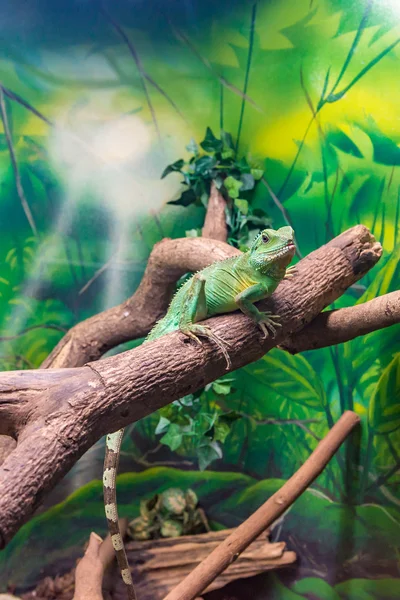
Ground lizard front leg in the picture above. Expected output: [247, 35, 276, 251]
[235, 283, 281, 338]
[179, 273, 232, 369]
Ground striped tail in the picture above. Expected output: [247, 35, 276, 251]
[103, 428, 137, 600]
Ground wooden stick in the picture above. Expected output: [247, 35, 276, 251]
[73, 519, 129, 600]
[163, 411, 360, 600]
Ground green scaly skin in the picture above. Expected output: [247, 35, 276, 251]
[104, 226, 296, 600]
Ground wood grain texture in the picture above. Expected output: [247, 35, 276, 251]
[113, 529, 295, 600]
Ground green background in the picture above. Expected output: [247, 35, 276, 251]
[0, 0, 399, 597]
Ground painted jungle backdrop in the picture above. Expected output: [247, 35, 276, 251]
[1, 0, 400, 597]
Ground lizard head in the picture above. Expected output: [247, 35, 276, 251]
[250, 226, 296, 272]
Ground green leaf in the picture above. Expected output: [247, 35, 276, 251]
[161, 159, 185, 179]
[368, 354, 400, 435]
[234, 199, 249, 215]
[160, 519, 183, 537]
[221, 130, 234, 150]
[199, 127, 223, 153]
[221, 148, 235, 159]
[197, 441, 222, 470]
[250, 168, 264, 180]
[237, 156, 250, 172]
[186, 138, 199, 155]
[224, 175, 243, 199]
[213, 421, 231, 444]
[160, 488, 186, 515]
[212, 381, 232, 395]
[155, 416, 170, 435]
[240, 173, 255, 191]
[185, 489, 198, 510]
[167, 188, 197, 207]
[160, 424, 183, 451]
[245, 350, 327, 412]
[194, 155, 217, 175]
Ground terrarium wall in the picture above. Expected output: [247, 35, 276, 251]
[0, 0, 399, 598]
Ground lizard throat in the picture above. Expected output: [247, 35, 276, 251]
[251, 243, 295, 275]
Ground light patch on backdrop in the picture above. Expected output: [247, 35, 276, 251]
[6, 92, 184, 336]
[47, 96, 184, 309]
[49, 97, 182, 220]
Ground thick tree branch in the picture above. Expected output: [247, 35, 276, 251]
[0, 226, 381, 547]
[41, 237, 240, 369]
[280, 290, 400, 354]
[201, 181, 228, 242]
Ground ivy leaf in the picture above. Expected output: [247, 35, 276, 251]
[221, 130, 234, 150]
[213, 421, 231, 443]
[167, 188, 197, 207]
[186, 138, 199, 155]
[224, 175, 243, 199]
[237, 156, 250, 172]
[195, 155, 217, 175]
[161, 159, 185, 179]
[251, 168, 264, 180]
[221, 148, 235, 159]
[212, 381, 232, 395]
[195, 411, 218, 436]
[200, 127, 223, 153]
[235, 199, 249, 215]
[240, 173, 255, 191]
[197, 441, 223, 470]
[155, 416, 170, 435]
[160, 424, 183, 451]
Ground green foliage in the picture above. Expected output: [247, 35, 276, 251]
[368, 354, 400, 435]
[257, 575, 400, 600]
[127, 487, 208, 540]
[3, 467, 399, 591]
[155, 378, 241, 470]
[162, 127, 271, 248]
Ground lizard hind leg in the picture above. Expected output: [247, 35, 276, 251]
[179, 273, 232, 370]
[181, 322, 232, 370]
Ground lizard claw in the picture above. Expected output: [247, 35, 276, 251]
[284, 266, 296, 279]
[258, 312, 281, 339]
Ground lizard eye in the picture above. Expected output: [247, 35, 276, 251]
[261, 233, 269, 243]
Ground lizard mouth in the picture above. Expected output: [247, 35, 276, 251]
[268, 240, 296, 259]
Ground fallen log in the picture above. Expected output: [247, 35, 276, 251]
[113, 529, 296, 600]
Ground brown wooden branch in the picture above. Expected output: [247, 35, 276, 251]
[201, 181, 228, 242]
[41, 237, 240, 369]
[163, 411, 360, 600]
[280, 290, 400, 354]
[73, 519, 129, 600]
[0, 226, 381, 547]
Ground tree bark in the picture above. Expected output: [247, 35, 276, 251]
[201, 182, 228, 242]
[114, 529, 295, 600]
[0, 225, 382, 548]
[41, 238, 240, 369]
[280, 290, 400, 354]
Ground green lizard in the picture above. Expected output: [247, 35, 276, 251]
[103, 226, 295, 599]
